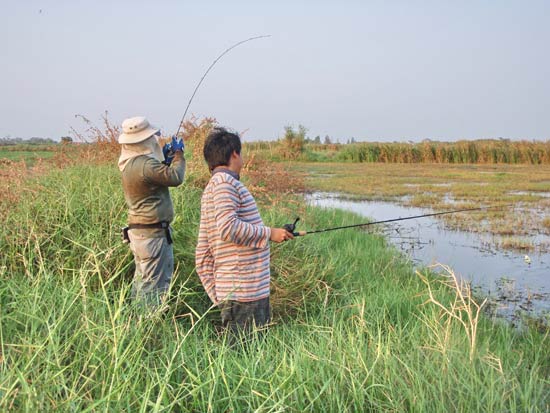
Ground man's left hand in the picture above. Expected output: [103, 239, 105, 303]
[162, 142, 175, 165]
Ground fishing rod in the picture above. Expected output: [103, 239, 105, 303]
[284, 204, 512, 237]
[174, 34, 271, 138]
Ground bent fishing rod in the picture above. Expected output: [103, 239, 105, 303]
[174, 35, 271, 138]
[284, 204, 512, 237]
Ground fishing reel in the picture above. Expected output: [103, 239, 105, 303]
[283, 217, 300, 236]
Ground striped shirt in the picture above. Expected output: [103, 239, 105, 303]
[196, 170, 272, 303]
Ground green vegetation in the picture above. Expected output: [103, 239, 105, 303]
[0, 149, 55, 164]
[332, 139, 550, 164]
[247, 138, 550, 165]
[0, 144, 57, 166]
[1, 162, 548, 411]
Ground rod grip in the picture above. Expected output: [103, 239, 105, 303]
[293, 231, 307, 236]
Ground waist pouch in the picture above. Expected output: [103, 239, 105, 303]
[122, 221, 173, 244]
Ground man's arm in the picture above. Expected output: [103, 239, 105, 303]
[212, 180, 272, 248]
[195, 215, 217, 304]
[143, 152, 186, 187]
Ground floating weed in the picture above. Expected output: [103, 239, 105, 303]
[498, 237, 535, 252]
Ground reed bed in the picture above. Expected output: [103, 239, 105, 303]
[251, 139, 550, 164]
[333, 140, 550, 164]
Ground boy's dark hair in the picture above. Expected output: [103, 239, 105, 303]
[203, 127, 242, 171]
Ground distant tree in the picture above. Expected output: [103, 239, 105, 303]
[0, 136, 54, 146]
[313, 135, 321, 144]
[351, 137, 356, 144]
[29, 137, 55, 145]
[60, 136, 73, 143]
[279, 124, 307, 159]
[323, 135, 332, 145]
[297, 124, 308, 142]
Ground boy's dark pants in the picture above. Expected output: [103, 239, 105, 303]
[219, 297, 270, 337]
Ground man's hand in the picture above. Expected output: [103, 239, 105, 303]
[171, 136, 184, 152]
[162, 142, 174, 165]
[162, 136, 185, 165]
[270, 228, 294, 243]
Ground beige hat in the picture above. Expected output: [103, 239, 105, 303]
[118, 116, 160, 144]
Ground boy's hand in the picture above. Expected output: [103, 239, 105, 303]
[270, 228, 294, 243]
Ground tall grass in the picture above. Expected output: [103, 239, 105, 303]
[248, 139, 550, 164]
[334, 139, 550, 164]
[1, 160, 549, 411]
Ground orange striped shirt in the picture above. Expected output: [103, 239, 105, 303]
[195, 170, 272, 303]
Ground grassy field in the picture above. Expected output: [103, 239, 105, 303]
[0, 160, 549, 411]
[0, 145, 56, 166]
[290, 161, 550, 252]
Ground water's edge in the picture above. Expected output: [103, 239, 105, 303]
[306, 192, 550, 325]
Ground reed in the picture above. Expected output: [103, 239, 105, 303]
[256, 139, 550, 164]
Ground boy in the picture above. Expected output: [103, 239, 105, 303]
[196, 127, 292, 334]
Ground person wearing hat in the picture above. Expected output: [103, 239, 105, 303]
[118, 116, 185, 306]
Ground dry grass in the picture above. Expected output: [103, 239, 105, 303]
[0, 158, 49, 221]
[329, 139, 550, 164]
[67, 112, 121, 164]
[173, 116, 305, 197]
[243, 153, 305, 204]
[497, 237, 535, 251]
[417, 264, 487, 361]
[177, 116, 216, 188]
[0, 114, 305, 221]
[293, 162, 550, 251]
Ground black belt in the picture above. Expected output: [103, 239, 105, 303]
[125, 221, 173, 244]
[128, 221, 170, 230]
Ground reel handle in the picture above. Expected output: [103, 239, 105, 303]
[283, 217, 300, 234]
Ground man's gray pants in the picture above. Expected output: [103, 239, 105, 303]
[128, 231, 173, 305]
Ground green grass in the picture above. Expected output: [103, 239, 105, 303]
[0, 149, 55, 165]
[246, 139, 550, 165]
[0, 164, 549, 411]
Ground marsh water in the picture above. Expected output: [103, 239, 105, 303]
[306, 192, 550, 322]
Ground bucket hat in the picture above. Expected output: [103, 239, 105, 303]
[118, 116, 160, 144]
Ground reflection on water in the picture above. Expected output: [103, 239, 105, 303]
[306, 192, 550, 322]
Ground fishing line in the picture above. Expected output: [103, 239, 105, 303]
[174, 35, 271, 138]
[289, 204, 513, 236]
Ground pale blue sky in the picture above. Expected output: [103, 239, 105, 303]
[1, 1, 549, 141]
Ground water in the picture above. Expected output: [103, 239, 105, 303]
[508, 191, 550, 198]
[306, 192, 550, 321]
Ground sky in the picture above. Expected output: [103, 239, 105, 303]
[1, 1, 549, 142]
